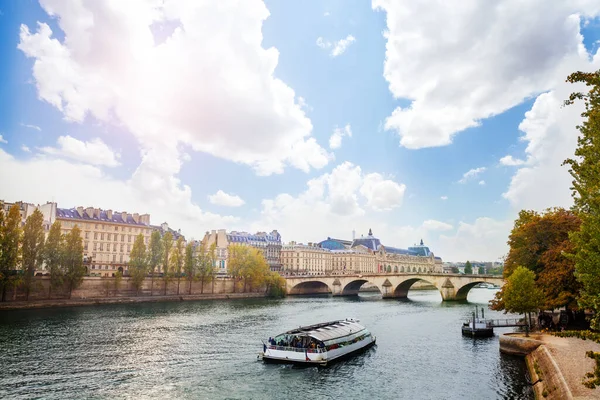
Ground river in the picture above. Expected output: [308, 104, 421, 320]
[0, 288, 532, 399]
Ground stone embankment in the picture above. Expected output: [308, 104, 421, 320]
[500, 333, 600, 399]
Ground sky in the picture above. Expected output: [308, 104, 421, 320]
[1, 0, 600, 262]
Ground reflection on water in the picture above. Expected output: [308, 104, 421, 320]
[0, 288, 532, 399]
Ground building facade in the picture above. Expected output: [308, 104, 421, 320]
[201, 229, 282, 274]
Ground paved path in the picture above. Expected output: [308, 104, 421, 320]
[532, 333, 600, 399]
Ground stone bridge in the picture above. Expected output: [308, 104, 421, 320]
[285, 273, 504, 301]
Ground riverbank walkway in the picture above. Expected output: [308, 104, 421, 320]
[531, 333, 600, 399]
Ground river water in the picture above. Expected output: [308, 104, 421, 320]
[0, 288, 532, 399]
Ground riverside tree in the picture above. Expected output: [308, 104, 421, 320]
[63, 225, 85, 299]
[0, 205, 22, 302]
[491, 208, 581, 311]
[171, 236, 184, 295]
[464, 261, 473, 274]
[147, 230, 163, 296]
[563, 69, 600, 329]
[197, 243, 216, 294]
[161, 231, 173, 295]
[129, 234, 148, 296]
[22, 209, 46, 300]
[227, 244, 271, 293]
[45, 221, 64, 298]
[184, 242, 195, 295]
[496, 266, 544, 335]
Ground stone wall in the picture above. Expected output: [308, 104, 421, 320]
[2, 276, 260, 302]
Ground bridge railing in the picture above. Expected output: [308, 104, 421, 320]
[466, 318, 532, 328]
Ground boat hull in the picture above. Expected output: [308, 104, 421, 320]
[461, 326, 494, 338]
[261, 336, 376, 366]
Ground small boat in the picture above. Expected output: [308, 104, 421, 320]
[462, 307, 494, 338]
[259, 318, 376, 366]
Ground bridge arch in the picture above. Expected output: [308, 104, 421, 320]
[393, 278, 439, 298]
[289, 280, 332, 295]
[454, 281, 497, 301]
[341, 279, 381, 296]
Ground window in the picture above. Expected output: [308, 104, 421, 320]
[113, 243, 117, 252]
[127, 244, 131, 252]
[100, 243, 104, 251]
[95, 224, 99, 229]
[94, 232, 98, 240]
[84, 242, 88, 250]
[85, 232, 89, 239]
[101, 233, 104, 240]
[120, 255, 123, 262]
[121, 234, 124, 242]
[129, 227, 131, 232]
[106, 233, 110, 241]
[128, 235, 132, 242]
[120, 244, 124, 252]
[112, 255, 116, 262]
[115, 226, 118, 231]
[93, 243, 97, 251]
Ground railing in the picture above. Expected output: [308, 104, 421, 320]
[465, 318, 532, 328]
[267, 345, 325, 353]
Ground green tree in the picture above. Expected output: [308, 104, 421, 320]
[478, 266, 485, 275]
[63, 225, 85, 299]
[227, 244, 271, 293]
[147, 231, 163, 296]
[129, 234, 148, 296]
[161, 231, 173, 295]
[184, 242, 197, 295]
[265, 272, 287, 298]
[22, 209, 46, 300]
[0, 205, 22, 302]
[45, 221, 64, 299]
[563, 70, 600, 329]
[197, 243, 216, 294]
[464, 261, 473, 274]
[171, 236, 184, 295]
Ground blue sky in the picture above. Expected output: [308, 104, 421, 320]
[1, 1, 599, 261]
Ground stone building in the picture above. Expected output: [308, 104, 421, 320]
[281, 229, 442, 275]
[1, 200, 56, 229]
[201, 229, 282, 274]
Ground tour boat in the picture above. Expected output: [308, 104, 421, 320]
[462, 308, 494, 338]
[259, 318, 376, 366]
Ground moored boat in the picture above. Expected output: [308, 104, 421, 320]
[259, 318, 376, 366]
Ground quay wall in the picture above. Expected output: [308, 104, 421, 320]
[0, 276, 265, 310]
[500, 334, 572, 400]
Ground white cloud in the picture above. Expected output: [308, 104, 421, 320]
[18, 0, 329, 176]
[0, 148, 237, 238]
[316, 34, 356, 57]
[373, 0, 600, 149]
[458, 167, 486, 184]
[499, 155, 526, 166]
[40, 135, 121, 167]
[440, 196, 448, 200]
[21, 145, 31, 153]
[324, 11, 330, 17]
[360, 173, 406, 211]
[478, 180, 485, 186]
[208, 190, 245, 207]
[20, 123, 41, 132]
[0, 135, 7, 144]
[439, 217, 512, 261]
[422, 219, 453, 231]
[329, 124, 352, 149]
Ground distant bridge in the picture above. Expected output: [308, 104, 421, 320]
[284, 273, 504, 301]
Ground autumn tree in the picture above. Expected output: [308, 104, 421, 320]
[0, 205, 22, 302]
[464, 261, 473, 275]
[22, 209, 46, 300]
[161, 231, 173, 295]
[147, 230, 163, 296]
[170, 236, 184, 295]
[63, 225, 85, 299]
[45, 221, 64, 298]
[129, 234, 148, 296]
[184, 242, 196, 295]
[563, 69, 600, 329]
[227, 244, 271, 293]
[197, 243, 216, 294]
[493, 208, 581, 311]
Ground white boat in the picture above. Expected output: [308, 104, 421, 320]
[259, 318, 376, 366]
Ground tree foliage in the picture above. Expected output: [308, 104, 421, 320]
[0, 205, 22, 302]
[184, 242, 195, 295]
[171, 236, 184, 295]
[495, 266, 544, 315]
[63, 225, 85, 299]
[45, 221, 64, 298]
[563, 69, 600, 329]
[147, 230, 163, 296]
[464, 261, 472, 274]
[129, 234, 148, 296]
[22, 209, 46, 300]
[161, 231, 173, 295]
[227, 244, 272, 293]
[493, 208, 581, 311]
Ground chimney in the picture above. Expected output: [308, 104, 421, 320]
[77, 206, 84, 217]
[140, 214, 150, 225]
[106, 209, 113, 219]
[94, 208, 100, 218]
[86, 207, 94, 218]
[132, 213, 139, 223]
[121, 211, 127, 221]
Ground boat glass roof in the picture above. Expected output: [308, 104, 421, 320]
[280, 320, 366, 343]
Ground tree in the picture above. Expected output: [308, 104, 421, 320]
[265, 272, 287, 298]
[197, 243, 217, 294]
[0, 205, 22, 302]
[45, 221, 64, 299]
[451, 266, 459, 274]
[227, 244, 271, 293]
[63, 225, 85, 299]
[129, 234, 148, 296]
[495, 208, 582, 311]
[147, 231, 163, 296]
[170, 236, 184, 295]
[464, 261, 473, 275]
[161, 231, 173, 295]
[478, 266, 485, 275]
[22, 209, 46, 300]
[184, 242, 196, 295]
[563, 70, 600, 329]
